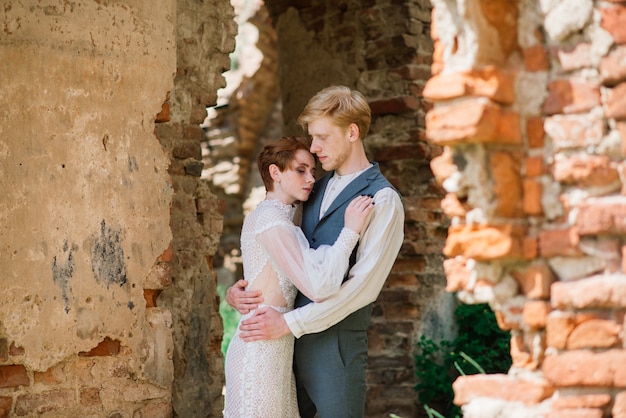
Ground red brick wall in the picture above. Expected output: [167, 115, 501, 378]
[427, 1, 626, 416]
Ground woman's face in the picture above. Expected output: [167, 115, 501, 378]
[276, 149, 316, 204]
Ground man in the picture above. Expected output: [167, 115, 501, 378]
[226, 85, 404, 417]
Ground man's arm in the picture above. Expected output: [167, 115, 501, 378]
[238, 307, 291, 341]
[225, 279, 263, 314]
[240, 188, 404, 340]
[285, 188, 404, 337]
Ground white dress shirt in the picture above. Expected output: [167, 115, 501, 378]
[319, 169, 365, 219]
[284, 186, 405, 338]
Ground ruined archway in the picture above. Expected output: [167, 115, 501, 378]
[203, 1, 450, 416]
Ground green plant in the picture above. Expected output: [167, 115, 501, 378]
[218, 284, 241, 356]
[415, 302, 511, 418]
[424, 405, 447, 418]
[415, 335, 457, 412]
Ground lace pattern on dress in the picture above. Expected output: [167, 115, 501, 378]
[241, 199, 298, 306]
[224, 199, 300, 418]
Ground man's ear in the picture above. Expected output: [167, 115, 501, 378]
[269, 164, 281, 182]
[348, 123, 360, 142]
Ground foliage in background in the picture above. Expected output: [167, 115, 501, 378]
[218, 284, 241, 356]
[415, 302, 512, 418]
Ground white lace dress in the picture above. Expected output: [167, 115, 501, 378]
[223, 199, 359, 418]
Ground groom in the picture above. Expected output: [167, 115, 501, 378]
[226, 85, 404, 417]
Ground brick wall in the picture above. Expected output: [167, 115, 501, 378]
[155, 0, 235, 417]
[202, 1, 283, 290]
[204, 0, 449, 416]
[426, 1, 626, 417]
[265, 1, 445, 417]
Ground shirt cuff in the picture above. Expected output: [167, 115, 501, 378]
[284, 309, 305, 339]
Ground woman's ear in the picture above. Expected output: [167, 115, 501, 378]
[269, 164, 281, 183]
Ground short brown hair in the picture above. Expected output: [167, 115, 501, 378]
[257, 136, 312, 191]
[297, 85, 371, 140]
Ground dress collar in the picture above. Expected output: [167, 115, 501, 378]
[261, 198, 295, 214]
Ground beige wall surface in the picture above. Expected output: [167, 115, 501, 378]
[0, 1, 175, 372]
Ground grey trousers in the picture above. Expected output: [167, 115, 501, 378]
[294, 327, 368, 418]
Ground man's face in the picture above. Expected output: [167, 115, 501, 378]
[307, 116, 351, 172]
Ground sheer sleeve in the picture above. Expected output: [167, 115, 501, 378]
[284, 188, 405, 338]
[257, 224, 359, 301]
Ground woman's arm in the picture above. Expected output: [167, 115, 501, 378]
[284, 188, 404, 336]
[238, 190, 404, 342]
[257, 223, 357, 301]
[257, 195, 374, 301]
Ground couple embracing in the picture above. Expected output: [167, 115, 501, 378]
[223, 85, 405, 418]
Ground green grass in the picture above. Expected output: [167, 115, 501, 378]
[218, 284, 241, 356]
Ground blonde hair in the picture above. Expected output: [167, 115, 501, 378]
[297, 85, 371, 140]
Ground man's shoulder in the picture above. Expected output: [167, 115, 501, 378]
[373, 187, 403, 208]
[364, 163, 390, 183]
[365, 169, 399, 196]
[365, 163, 402, 202]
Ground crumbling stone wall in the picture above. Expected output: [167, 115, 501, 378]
[427, 0, 626, 416]
[202, 1, 283, 289]
[157, 0, 235, 416]
[0, 1, 176, 416]
[16, 0, 626, 417]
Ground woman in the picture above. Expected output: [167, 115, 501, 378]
[223, 136, 374, 418]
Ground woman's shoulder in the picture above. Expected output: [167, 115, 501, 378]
[246, 200, 293, 226]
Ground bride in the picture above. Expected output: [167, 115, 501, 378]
[223, 136, 374, 418]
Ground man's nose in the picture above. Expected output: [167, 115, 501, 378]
[310, 140, 321, 154]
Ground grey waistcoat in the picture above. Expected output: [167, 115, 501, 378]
[295, 163, 397, 330]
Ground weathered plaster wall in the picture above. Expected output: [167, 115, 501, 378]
[0, 1, 177, 415]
